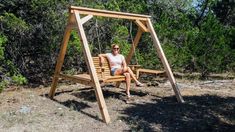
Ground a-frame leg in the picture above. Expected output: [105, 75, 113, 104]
[74, 11, 110, 123]
[49, 19, 72, 98]
[146, 18, 184, 103]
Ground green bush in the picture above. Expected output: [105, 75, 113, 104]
[12, 74, 27, 85]
[0, 80, 9, 93]
[112, 25, 130, 56]
[0, 34, 7, 60]
[0, 0, 234, 84]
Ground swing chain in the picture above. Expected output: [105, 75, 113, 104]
[129, 21, 138, 65]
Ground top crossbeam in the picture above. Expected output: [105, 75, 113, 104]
[69, 6, 151, 21]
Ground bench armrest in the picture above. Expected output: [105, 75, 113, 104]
[129, 65, 142, 72]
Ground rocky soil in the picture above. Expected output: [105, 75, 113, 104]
[0, 78, 234, 132]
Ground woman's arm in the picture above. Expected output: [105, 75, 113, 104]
[98, 54, 107, 65]
[122, 55, 127, 69]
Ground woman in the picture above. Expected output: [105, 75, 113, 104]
[99, 44, 144, 98]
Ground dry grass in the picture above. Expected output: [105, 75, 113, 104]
[0, 79, 234, 131]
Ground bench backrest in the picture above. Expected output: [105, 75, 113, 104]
[92, 56, 111, 78]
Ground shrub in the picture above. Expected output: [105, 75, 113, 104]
[0, 34, 7, 60]
[0, 80, 9, 92]
[12, 74, 27, 85]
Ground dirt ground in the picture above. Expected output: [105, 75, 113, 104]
[0, 78, 234, 132]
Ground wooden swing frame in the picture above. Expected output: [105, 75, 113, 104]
[49, 6, 184, 124]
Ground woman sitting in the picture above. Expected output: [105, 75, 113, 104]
[99, 44, 144, 98]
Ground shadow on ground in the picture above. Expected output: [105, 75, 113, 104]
[45, 87, 149, 122]
[58, 99, 103, 122]
[70, 88, 148, 102]
[121, 95, 235, 132]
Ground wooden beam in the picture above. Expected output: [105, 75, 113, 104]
[59, 74, 93, 86]
[146, 18, 184, 103]
[68, 14, 93, 29]
[74, 11, 111, 123]
[71, 13, 77, 24]
[49, 14, 73, 99]
[134, 20, 149, 32]
[81, 15, 93, 25]
[126, 28, 143, 65]
[67, 23, 77, 29]
[70, 6, 150, 21]
[67, 14, 93, 28]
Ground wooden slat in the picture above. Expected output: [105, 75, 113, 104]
[70, 6, 150, 21]
[93, 56, 111, 76]
[137, 69, 165, 74]
[93, 57, 110, 78]
[59, 74, 93, 86]
[103, 75, 137, 83]
[59, 73, 127, 85]
[104, 78, 126, 83]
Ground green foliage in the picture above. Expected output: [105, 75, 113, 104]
[148, 0, 235, 76]
[0, 80, 9, 93]
[112, 25, 130, 56]
[104, 0, 120, 11]
[0, 0, 234, 85]
[0, 34, 7, 60]
[0, 35, 8, 92]
[0, 13, 30, 32]
[67, 31, 82, 56]
[211, 0, 235, 26]
[0, 33, 27, 91]
[63, 30, 84, 73]
[12, 74, 27, 85]
[0, 0, 68, 84]
[191, 13, 230, 74]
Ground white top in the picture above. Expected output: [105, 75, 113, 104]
[106, 53, 125, 69]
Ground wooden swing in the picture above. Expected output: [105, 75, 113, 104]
[49, 6, 184, 124]
[58, 56, 133, 85]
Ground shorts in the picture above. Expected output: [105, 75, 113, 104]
[111, 68, 118, 76]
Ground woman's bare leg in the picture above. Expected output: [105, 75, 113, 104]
[114, 69, 123, 75]
[123, 73, 131, 97]
[124, 67, 141, 84]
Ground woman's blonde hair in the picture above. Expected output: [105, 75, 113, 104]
[111, 44, 119, 49]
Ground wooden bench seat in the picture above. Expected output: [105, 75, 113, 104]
[58, 73, 127, 86]
[58, 56, 131, 87]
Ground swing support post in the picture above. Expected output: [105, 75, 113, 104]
[146, 18, 184, 103]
